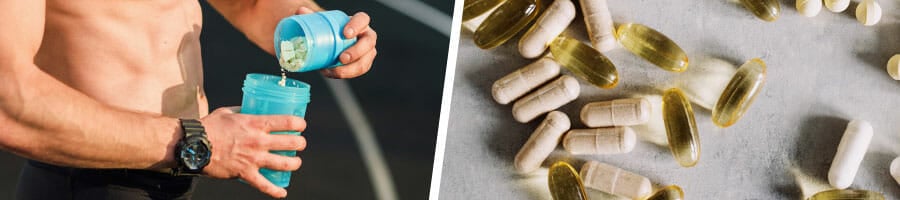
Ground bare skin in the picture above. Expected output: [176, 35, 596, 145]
[0, 0, 376, 198]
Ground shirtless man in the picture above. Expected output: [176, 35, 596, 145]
[0, 0, 377, 199]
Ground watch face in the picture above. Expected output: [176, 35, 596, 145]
[180, 137, 211, 170]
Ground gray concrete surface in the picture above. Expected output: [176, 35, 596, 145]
[439, 0, 900, 199]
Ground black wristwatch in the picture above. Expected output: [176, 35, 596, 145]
[172, 119, 212, 176]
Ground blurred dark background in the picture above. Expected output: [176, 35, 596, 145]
[0, 0, 452, 199]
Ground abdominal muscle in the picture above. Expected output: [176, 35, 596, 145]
[36, 0, 209, 119]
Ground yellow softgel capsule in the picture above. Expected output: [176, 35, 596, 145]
[740, 0, 781, 22]
[809, 189, 885, 200]
[549, 37, 619, 88]
[639, 185, 684, 200]
[473, 0, 543, 49]
[662, 88, 700, 168]
[463, 0, 506, 21]
[616, 23, 689, 72]
[711, 58, 767, 128]
[548, 161, 589, 200]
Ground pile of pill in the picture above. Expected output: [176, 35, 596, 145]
[797, 0, 883, 26]
[463, 0, 895, 198]
[278, 36, 309, 72]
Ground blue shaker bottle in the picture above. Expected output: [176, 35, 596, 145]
[239, 73, 311, 187]
[275, 10, 357, 72]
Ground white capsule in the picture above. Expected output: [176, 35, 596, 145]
[580, 161, 652, 198]
[562, 127, 636, 155]
[514, 111, 571, 174]
[580, 0, 617, 52]
[888, 55, 900, 80]
[828, 120, 873, 189]
[825, 0, 850, 12]
[856, 0, 882, 26]
[518, 0, 575, 59]
[890, 156, 900, 186]
[512, 75, 580, 123]
[796, 0, 823, 17]
[492, 58, 562, 104]
[580, 98, 650, 127]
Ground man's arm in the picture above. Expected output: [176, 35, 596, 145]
[0, 0, 181, 170]
[207, 0, 378, 79]
[0, 0, 306, 197]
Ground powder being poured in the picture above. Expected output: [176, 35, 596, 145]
[278, 36, 309, 72]
[278, 68, 287, 87]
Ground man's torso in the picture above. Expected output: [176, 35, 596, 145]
[37, 0, 208, 118]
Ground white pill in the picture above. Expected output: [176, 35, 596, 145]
[512, 75, 580, 123]
[828, 120, 873, 189]
[562, 127, 636, 155]
[580, 161, 652, 198]
[580, 98, 650, 127]
[856, 0, 882, 26]
[492, 57, 561, 105]
[824, 0, 849, 12]
[891, 156, 900, 186]
[514, 111, 571, 174]
[888, 55, 900, 80]
[518, 0, 575, 59]
[796, 0, 823, 17]
[580, 0, 617, 52]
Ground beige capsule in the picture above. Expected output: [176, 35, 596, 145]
[562, 127, 636, 155]
[580, 0, 616, 52]
[492, 57, 561, 105]
[519, 0, 575, 59]
[580, 161, 652, 198]
[512, 75, 580, 123]
[580, 97, 650, 127]
[514, 111, 571, 174]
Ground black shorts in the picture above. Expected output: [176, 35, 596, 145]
[16, 160, 197, 200]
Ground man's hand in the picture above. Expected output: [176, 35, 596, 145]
[199, 107, 307, 198]
[296, 7, 378, 79]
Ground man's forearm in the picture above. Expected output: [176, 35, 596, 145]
[0, 65, 180, 170]
[206, 0, 324, 54]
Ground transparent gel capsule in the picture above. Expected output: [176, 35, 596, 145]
[662, 88, 700, 167]
[740, 0, 781, 22]
[473, 0, 543, 49]
[463, 0, 506, 21]
[712, 58, 767, 128]
[549, 37, 619, 88]
[548, 161, 589, 200]
[616, 23, 689, 72]
[639, 185, 684, 200]
[808, 189, 885, 200]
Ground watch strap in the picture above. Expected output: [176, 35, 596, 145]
[173, 119, 208, 176]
